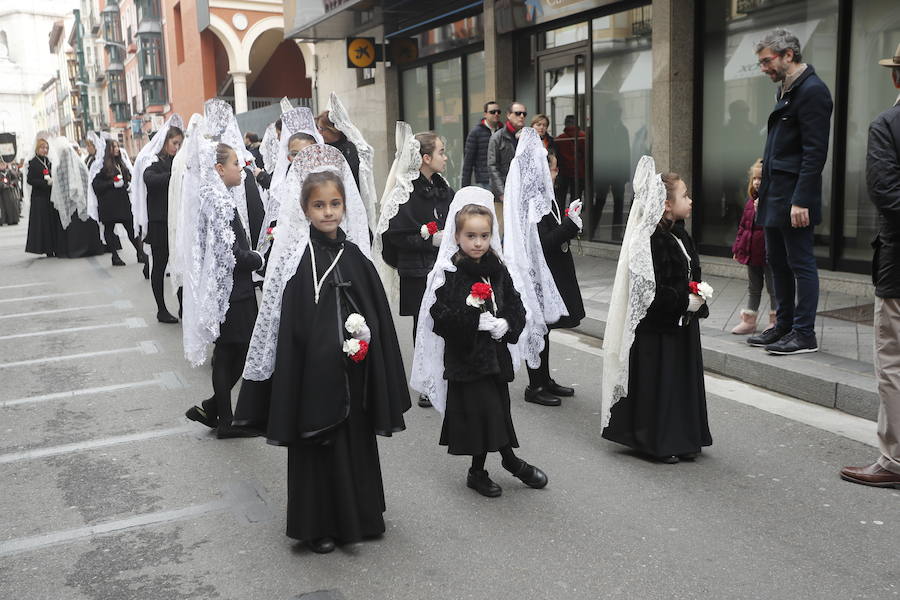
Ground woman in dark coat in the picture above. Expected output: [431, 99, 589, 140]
[0, 159, 20, 225]
[25, 137, 63, 256]
[93, 139, 147, 267]
[317, 111, 360, 187]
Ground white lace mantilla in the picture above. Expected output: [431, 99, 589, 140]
[131, 113, 184, 239]
[260, 122, 279, 174]
[48, 136, 90, 229]
[327, 91, 377, 229]
[169, 113, 203, 292]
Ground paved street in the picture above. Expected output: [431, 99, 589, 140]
[0, 220, 898, 600]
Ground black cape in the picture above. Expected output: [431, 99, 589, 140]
[233, 227, 410, 445]
[537, 200, 585, 329]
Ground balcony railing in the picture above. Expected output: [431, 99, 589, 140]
[219, 96, 313, 111]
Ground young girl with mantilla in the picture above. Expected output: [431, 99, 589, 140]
[412, 187, 548, 497]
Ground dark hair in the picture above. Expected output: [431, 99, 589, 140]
[288, 132, 317, 147]
[275, 119, 282, 132]
[483, 100, 498, 112]
[301, 170, 345, 211]
[547, 150, 557, 165]
[507, 101, 525, 114]
[102, 139, 130, 183]
[659, 172, 683, 231]
[215, 143, 235, 166]
[316, 111, 343, 138]
[564, 115, 576, 127]
[244, 132, 259, 144]
[414, 131, 441, 158]
[159, 126, 184, 158]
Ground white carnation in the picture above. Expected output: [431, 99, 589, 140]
[696, 281, 714, 300]
[344, 313, 366, 335]
[342, 338, 361, 355]
[420, 224, 430, 240]
[466, 294, 485, 308]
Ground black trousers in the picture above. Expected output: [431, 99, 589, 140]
[103, 221, 139, 253]
[149, 235, 170, 314]
[526, 333, 551, 388]
[202, 342, 249, 426]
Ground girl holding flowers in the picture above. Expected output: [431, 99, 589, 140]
[601, 158, 713, 464]
[412, 187, 548, 498]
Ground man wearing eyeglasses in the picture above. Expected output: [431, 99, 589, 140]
[746, 28, 833, 356]
[487, 102, 528, 227]
[461, 101, 502, 190]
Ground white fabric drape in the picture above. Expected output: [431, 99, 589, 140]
[327, 91, 377, 229]
[130, 113, 184, 239]
[47, 136, 91, 229]
[168, 113, 203, 292]
[600, 155, 667, 430]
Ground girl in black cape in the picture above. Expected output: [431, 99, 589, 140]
[601, 162, 712, 464]
[24, 136, 62, 256]
[92, 139, 148, 268]
[234, 145, 409, 554]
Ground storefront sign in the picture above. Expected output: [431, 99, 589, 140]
[347, 37, 378, 68]
[496, 0, 617, 34]
[389, 38, 419, 65]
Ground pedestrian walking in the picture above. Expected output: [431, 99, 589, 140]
[747, 28, 833, 355]
[133, 116, 185, 323]
[233, 144, 410, 553]
[510, 131, 586, 406]
[91, 138, 148, 269]
[601, 157, 712, 464]
[0, 158, 20, 225]
[731, 158, 776, 334]
[379, 128, 454, 408]
[841, 44, 900, 489]
[531, 113, 556, 156]
[488, 101, 528, 228]
[460, 100, 502, 189]
[411, 187, 548, 498]
[554, 115, 587, 209]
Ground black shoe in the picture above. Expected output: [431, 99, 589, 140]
[216, 424, 258, 439]
[660, 455, 680, 464]
[111, 253, 125, 266]
[307, 537, 335, 554]
[546, 379, 574, 397]
[157, 310, 179, 324]
[467, 469, 502, 497]
[679, 451, 701, 460]
[417, 394, 432, 408]
[503, 458, 548, 489]
[142, 261, 150, 279]
[524, 385, 561, 407]
[185, 405, 217, 429]
[765, 330, 818, 355]
[747, 326, 789, 347]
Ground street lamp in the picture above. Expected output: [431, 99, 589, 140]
[97, 38, 126, 50]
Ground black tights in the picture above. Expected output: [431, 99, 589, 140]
[526, 333, 551, 388]
[471, 446, 519, 471]
[201, 342, 248, 426]
[104, 222, 142, 256]
[149, 238, 170, 315]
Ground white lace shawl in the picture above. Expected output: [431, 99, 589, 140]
[47, 136, 91, 229]
[256, 106, 324, 255]
[600, 156, 667, 430]
[181, 138, 242, 367]
[501, 127, 568, 369]
[85, 131, 106, 223]
[242, 144, 372, 381]
[168, 113, 203, 292]
[131, 113, 184, 239]
[410, 186, 523, 414]
[327, 91, 377, 229]
[260, 122, 279, 173]
[372, 121, 422, 304]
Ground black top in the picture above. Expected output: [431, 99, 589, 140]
[143, 154, 173, 223]
[329, 137, 360, 188]
[383, 173, 454, 278]
[867, 102, 900, 298]
[244, 166, 266, 249]
[537, 200, 585, 329]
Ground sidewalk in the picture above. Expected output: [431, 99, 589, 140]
[570, 250, 879, 421]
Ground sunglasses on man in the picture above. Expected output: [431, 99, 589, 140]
[486, 109, 501, 114]
[512, 111, 527, 117]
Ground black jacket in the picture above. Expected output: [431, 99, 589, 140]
[383, 173, 454, 278]
[92, 162, 133, 225]
[228, 211, 263, 303]
[329, 137, 360, 188]
[143, 154, 173, 223]
[461, 121, 498, 187]
[757, 65, 833, 228]
[639, 222, 709, 333]
[867, 101, 900, 298]
[487, 125, 518, 198]
[537, 201, 584, 329]
[244, 166, 265, 249]
[431, 253, 526, 383]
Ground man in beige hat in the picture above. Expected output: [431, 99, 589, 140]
[841, 43, 900, 489]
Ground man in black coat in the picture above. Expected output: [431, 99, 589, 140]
[841, 46, 900, 489]
[747, 29, 833, 355]
[460, 101, 501, 189]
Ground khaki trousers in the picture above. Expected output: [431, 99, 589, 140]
[874, 297, 900, 474]
[494, 201, 504, 237]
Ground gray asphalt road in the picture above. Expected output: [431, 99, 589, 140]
[0, 222, 897, 600]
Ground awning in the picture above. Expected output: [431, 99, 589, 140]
[547, 61, 610, 98]
[722, 20, 821, 81]
[619, 50, 651, 93]
[286, 0, 375, 41]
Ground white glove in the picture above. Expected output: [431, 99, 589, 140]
[113, 179, 124, 189]
[687, 293, 705, 313]
[431, 230, 444, 248]
[567, 199, 583, 230]
[478, 312, 497, 331]
[489, 317, 509, 340]
[45, 177, 53, 186]
[356, 323, 371, 344]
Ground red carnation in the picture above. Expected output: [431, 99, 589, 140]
[471, 282, 493, 301]
[426, 221, 438, 235]
[689, 281, 699, 295]
[350, 339, 369, 363]
[565, 208, 570, 216]
[42, 169, 49, 175]
[114, 175, 121, 182]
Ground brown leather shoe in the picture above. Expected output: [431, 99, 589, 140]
[840, 462, 900, 488]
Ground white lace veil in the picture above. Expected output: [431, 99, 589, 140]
[502, 127, 568, 369]
[168, 113, 203, 292]
[372, 121, 422, 304]
[256, 106, 324, 255]
[242, 143, 371, 381]
[327, 91, 377, 229]
[46, 136, 91, 229]
[410, 186, 521, 414]
[130, 113, 184, 238]
[260, 122, 279, 173]
[85, 131, 106, 223]
[600, 155, 667, 430]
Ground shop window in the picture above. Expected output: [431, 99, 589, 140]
[842, 0, 900, 263]
[465, 50, 486, 138]
[432, 57, 463, 189]
[401, 66, 429, 133]
[544, 22, 589, 49]
[413, 14, 483, 59]
[357, 66, 375, 87]
[699, 0, 838, 258]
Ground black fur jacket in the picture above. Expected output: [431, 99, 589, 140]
[639, 221, 710, 333]
[431, 252, 526, 382]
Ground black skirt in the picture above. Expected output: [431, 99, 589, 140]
[440, 376, 519, 456]
[286, 361, 386, 543]
[602, 318, 712, 458]
[25, 193, 62, 256]
[216, 296, 257, 345]
[399, 275, 426, 317]
[56, 214, 105, 258]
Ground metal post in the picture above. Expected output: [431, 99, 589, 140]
[73, 9, 93, 134]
